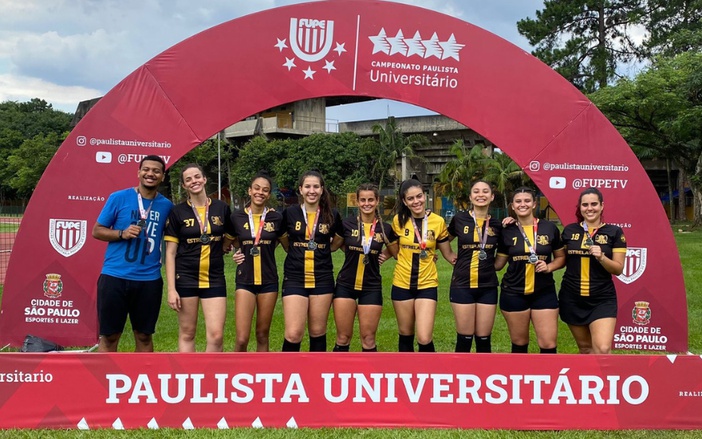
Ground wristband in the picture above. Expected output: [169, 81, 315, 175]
[118, 229, 124, 240]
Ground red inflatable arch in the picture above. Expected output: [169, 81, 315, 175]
[0, 0, 687, 351]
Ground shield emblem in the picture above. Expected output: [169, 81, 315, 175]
[289, 18, 334, 62]
[49, 219, 87, 257]
[617, 247, 647, 284]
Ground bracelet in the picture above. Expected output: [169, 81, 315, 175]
[118, 229, 124, 240]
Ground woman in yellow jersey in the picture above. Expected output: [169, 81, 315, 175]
[230, 171, 287, 352]
[495, 187, 565, 354]
[447, 180, 502, 353]
[332, 183, 398, 352]
[281, 170, 343, 352]
[164, 164, 235, 352]
[387, 179, 455, 352]
[560, 188, 626, 354]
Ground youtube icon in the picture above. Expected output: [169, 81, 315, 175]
[95, 151, 112, 163]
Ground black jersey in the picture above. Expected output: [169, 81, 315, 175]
[335, 216, 397, 292]
[391, 212, 449, 290]
[282, 205, 343, 289]
[497, 219, 564, 295]
[448, 212, 502, 289]
[164, 199, 234, 289]
[231, 208, 285, 286]
[560, 223, 627, 298]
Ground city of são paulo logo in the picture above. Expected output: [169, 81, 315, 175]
[43, 273, 63, 299]
[632, 301, 651, 326]
[275, 18, 347, 79]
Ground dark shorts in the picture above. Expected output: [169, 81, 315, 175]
[391, 285, 438, 301]
[559, 290, 617, 326]
[236, 283, 279, 295]
[178, 286, 227, 299]
[450, 287, 498, 305]
[97, 274, 163, 336]
[334, 284, 382, 306]
[282, 285, 334, 297]
[500, 286, 558, 312]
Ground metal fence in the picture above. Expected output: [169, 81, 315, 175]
[0, 214, 22, 285]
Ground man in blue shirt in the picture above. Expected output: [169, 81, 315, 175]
[92, 155, 173, 352]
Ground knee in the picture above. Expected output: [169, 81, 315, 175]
[134, 331, 152, 345]
[208, 329, 224, 346]
[285, 329, 304, 344]
[179, 326, 196, 342]
[336, 333, 351, 346]
[255, 330, 269, 345]
[416, 334, 433, 345]
[361, 333, 376, 348]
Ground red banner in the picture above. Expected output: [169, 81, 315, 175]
[1, 353, 701, 430]
[0, 0, 688, 351]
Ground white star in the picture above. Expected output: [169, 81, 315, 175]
[182, 418, 195, 430]
[302, 66, 316, 79]
[283, 57, 296, 70]
[368, 28, 390, 55]
[406, 31, 426, 58]
[274, 38, 288, 52]
[217, 418, 229, 429]
[439, 34, 465, 61]
[334, 42, 347, 56]
[252, 417, 264, 428]
[323, 60, 336, 73]
[387, 30, 408, 56]
[422, 32, 443, 59]
[147, 418, 159, 429]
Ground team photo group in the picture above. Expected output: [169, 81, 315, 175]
[93, 154, 627, 355]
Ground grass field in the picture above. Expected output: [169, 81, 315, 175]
[0, 223, 700, 436]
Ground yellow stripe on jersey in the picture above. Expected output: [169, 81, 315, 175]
[523, 225, 535, 294]
[470, 218, 484, 288]
[197, 206, 211, 288]
[354, 222, 372, 290]
[580, 257, 590, 296]
[304, 211, 316, 288]
[252, 213, 262, 285]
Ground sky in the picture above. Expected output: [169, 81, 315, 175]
[0, 0, 545, 121]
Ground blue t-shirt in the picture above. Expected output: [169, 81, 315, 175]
[97, 188, 173, 281]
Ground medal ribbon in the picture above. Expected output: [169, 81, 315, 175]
[516, 219, 538, 257]
[581, 221, 600, 243]
[136, 190, 154, 225]
[302, 205, 320, 243]
[248, 207, 268, 247]
[471, 210, 490, 253]
[412, 213, 429, 251]
[360, 218, 378, 255]
[190, 198, 210, 235]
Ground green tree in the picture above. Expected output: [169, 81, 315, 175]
[0, 99, 72, 200]
[484, 151, 529, 212]
[644, 0, 702, 55]
[517, 0, 646, 92]
[6, 132, 66, 198]
[590, 50, 702, 224]
[436, 141, 488, 209]
[366, 116, 427, 190]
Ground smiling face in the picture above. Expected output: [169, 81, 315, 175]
[579, 193, 603, 224]
[299, 175, 322, 206]
[357, 190, 379, 218]
[138, 160, 165, 191]
[403, 186, 426, 217]
[511, 191, 535, 219]
[181, 166, 206, 196]
[248, 177, 271, 207]
[470, 182, 494, 208]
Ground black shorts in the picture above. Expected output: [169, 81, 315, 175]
[499, 286, 558, 312]
[97, 274, 163, 336]
[450, 287, 498, 305]
[334, 284, 382, 306]
[391, 286, 438, 301]
[178, 286, 227, 299]
[236, 283, 279, 295]
[282, 285, 334, 297]
[559, 290, 617, 326]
